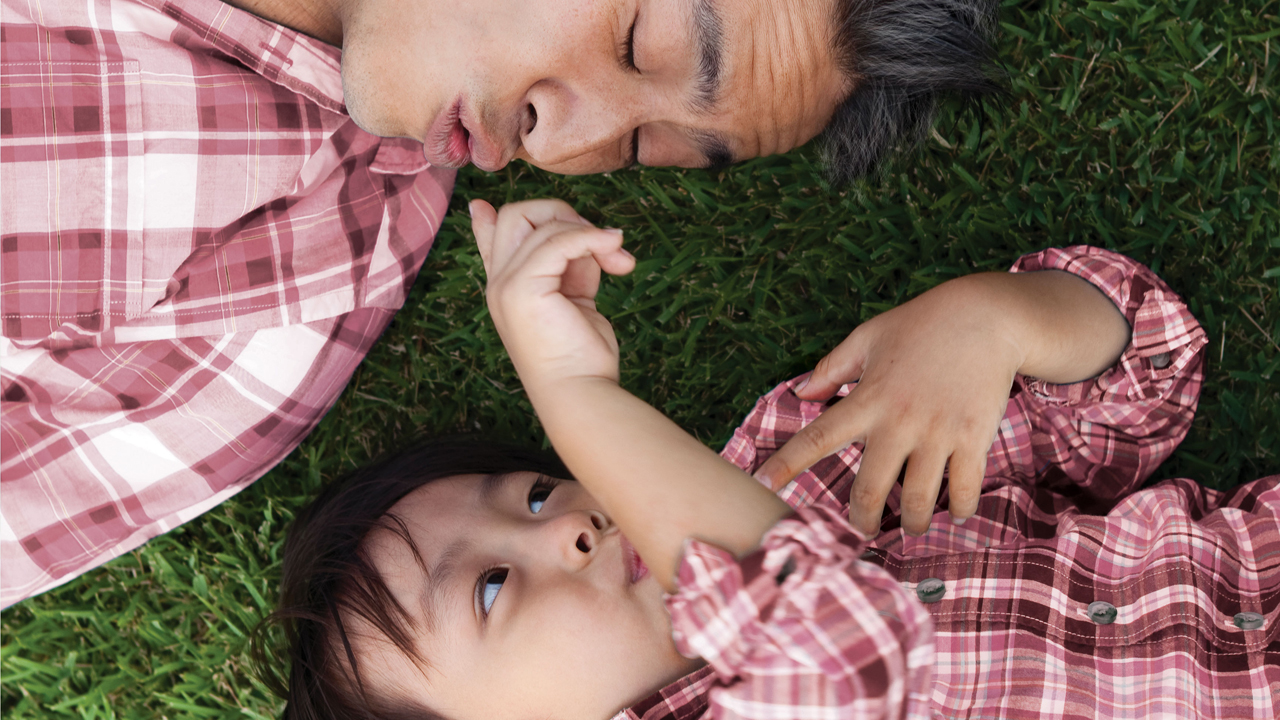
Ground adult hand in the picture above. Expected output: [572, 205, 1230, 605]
[754, 275, 1024, 537]
[471, 199, 636, 391]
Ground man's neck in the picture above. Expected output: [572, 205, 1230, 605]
[223, 0, 344, 46]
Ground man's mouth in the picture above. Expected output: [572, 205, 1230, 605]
[425, 97, 471, 168]
[620, 535, 650, 584]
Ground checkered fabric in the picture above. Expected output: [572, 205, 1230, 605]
[0, 0, 455, 607]
[617, 247, 1280, 719]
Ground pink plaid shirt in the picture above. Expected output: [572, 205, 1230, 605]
[0, 0, 454, 607]
[622, 247, 1280, 720]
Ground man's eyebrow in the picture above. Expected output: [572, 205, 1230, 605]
[691, 0, 724, 112]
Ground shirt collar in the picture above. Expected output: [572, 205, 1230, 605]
[615, 666, 715, 720]
[141, 0, 348, 114]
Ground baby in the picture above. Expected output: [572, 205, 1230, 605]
[261, 200, 1280, 719]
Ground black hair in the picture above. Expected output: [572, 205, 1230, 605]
[252, 436, 571, 720]
[821, 0, 1006, 185]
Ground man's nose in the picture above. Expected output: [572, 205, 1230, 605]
[520, 79, 639, 167]
[542, 509, 611, 570]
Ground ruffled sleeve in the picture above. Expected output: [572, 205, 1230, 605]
[664, 505, 935, 719]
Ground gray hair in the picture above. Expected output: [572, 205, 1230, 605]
[822, 0, 1006, 185]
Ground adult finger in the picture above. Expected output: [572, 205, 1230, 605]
[754, 397, 873, 493]
[846, 440, 910, 537]
[470, 199, 499, 272]
[490, 199, 589, 274]
[945, 442, 988, 526]
[897, 448, 948, 536]
[795, 326, 872, 401]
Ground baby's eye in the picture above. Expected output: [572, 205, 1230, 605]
[528, 477, 557, 514]
[480, 568, 507, 615]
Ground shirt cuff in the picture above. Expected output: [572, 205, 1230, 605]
[1010, 245, 1207, 410]
[664, 505, 933, 709]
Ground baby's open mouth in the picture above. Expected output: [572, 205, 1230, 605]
[621, 535, 650, 584]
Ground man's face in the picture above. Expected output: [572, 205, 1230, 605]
[339, 0, 850, 173]
[354, 472, 701, 720]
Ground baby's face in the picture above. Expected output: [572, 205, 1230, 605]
[357, 472, 700, 720]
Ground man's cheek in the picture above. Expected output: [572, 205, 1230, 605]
[523, 153, 622, 175]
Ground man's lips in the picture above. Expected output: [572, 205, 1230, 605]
[620, 535, 650, 584]
[424, 97, 507, 170]
[425, 97, 471, 168]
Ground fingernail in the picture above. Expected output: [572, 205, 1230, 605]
[796, 377, 809, 392]
[620, 248, 636, 260]
[603, 227, 624, 235]
[952, 515, 967, 526]
[467, 200, 476, 220]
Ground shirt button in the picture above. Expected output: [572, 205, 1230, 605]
[1150, 352, 1172, 369]
[916, 578, 946, 603]
[1233, 612, 1265, 630]
[1088, 601, 1118, 625]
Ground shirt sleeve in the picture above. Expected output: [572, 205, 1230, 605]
[720, 245, 1207, 513]
[664, 505, 935, 720]
[990, 245, 1208, 502]
[0, 308, 391, 608]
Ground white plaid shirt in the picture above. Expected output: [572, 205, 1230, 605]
[0, 0, 455, 607]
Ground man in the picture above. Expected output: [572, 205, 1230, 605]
[0, 0, 1002, 607]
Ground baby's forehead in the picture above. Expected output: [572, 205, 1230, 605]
[368, 471, 546, 563]
[369, 474, 488, 553]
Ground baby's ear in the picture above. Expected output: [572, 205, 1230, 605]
[470, 199, 499, 270]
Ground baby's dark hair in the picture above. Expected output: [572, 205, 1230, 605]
[252, 436, 571, 720]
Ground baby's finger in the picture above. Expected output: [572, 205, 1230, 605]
[561, 229, 636, 294]
[846, 441, 909, 537]
[898, 448, 948, 536]
[470, 199, 499, 272]
[503, 226, 634, 298]
[945, 443, 987, 526]
[755, 399, 871, 492]
[490, 199, 589, 273]
[797, 327, 872, 401]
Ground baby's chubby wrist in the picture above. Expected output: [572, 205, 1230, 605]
[517, 362, 622, 412]
[925, 273, 1030, 374]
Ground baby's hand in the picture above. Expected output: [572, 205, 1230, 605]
[754, 275, 1024, 537]
[472, 199, 636, 391]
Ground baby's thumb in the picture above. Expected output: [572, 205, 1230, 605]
[798, 329, 869, 400]
[469, 199, 499, 266]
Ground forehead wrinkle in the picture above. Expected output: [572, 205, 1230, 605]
[689, 0, 725, 112]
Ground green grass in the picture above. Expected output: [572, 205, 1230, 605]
[4, 0, 1278, 716]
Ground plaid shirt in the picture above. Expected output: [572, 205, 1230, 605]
[621, 247, 1280, 720]
[0, 0, 454, 607]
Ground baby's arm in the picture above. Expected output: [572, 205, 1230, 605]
[473, 200, 789, 592]
[755, 264, 1132, 535]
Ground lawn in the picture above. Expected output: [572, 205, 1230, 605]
[3, 0, 1277, 716]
